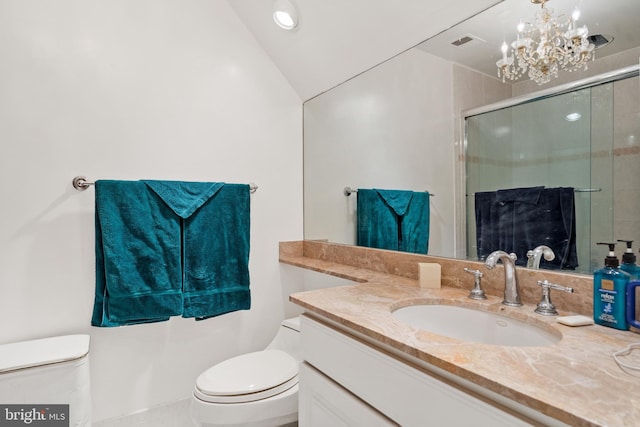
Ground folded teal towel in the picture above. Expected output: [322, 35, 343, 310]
[143, 181, 251, 319]
[357, 189, 430, 254]
[93, 181, 183, 327]
[376, 190, 414, 217]
[92, 180, 251, 327]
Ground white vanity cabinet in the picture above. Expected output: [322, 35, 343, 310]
[299, 315, 538, 427]
[299, 363, 397, 426]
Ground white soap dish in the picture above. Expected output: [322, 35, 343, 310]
[556, 315, 594, 327]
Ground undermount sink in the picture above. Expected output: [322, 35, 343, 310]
[392, 304, 560, 347]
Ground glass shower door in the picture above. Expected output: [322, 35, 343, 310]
[466, 87, 605, 273]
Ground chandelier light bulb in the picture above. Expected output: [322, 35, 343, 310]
[501, 42, 508, 63]
[572, 8, 581, 22]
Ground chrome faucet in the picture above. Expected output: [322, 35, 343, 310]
[485, 251, 522, 307]
[534, 280, 574, 316]
[526, 245, 555, 269]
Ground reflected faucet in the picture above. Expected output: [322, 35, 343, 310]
[485, 251, 522, 307]
[526, 245, 555, 269]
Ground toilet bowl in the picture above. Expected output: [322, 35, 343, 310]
[190, 317, 301, 427]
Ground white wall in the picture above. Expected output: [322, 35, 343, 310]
[0, 0, 303, 422]
[303, 49, 456, 257]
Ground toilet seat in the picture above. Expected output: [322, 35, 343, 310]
[195, 350, 298, 404]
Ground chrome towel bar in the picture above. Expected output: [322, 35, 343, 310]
[72, 176, 258, 193]
[344, 186, 434, 197]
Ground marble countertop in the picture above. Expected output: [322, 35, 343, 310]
[284, 251, 640, 427]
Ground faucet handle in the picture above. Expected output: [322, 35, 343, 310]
[538, 280, 574, 294]
[464, 267, 483, 278]
[526, 246, 555, 269]
[534, 280, 574, 316]
[464, 268, 487, 300]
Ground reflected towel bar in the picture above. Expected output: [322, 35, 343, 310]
[344, 186, 435, 197]
[466, 188, 601, 196]
[72, 176, 259, 193]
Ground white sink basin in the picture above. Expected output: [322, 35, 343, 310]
[393, 304, 560, 347]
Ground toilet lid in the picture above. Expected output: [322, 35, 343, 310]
[0, 335, 90, 374]
[195, 350, 298, 404]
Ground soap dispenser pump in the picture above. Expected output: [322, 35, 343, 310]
[618, 239, 640, 281]
[593, 242, 630, 330]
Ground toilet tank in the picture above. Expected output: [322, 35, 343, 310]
[266, 317, 301, 361]
[0, 334, 91, 426]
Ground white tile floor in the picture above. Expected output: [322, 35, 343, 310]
[93, 399, 195, 427]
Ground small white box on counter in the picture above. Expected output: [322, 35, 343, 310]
[418, 263, 441, 288]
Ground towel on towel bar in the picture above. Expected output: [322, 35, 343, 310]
[143, 181, 251, 320]
[92, 180, 251, 327]
[475, 186, 577, 270]
[93, 181, 182, 326]
[357, 189, 430, 254]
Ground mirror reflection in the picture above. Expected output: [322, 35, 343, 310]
[303, 0, 640, 275]
[465, 73, 639, 274]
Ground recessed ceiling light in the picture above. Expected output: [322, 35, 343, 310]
[273, 0, 298, 30]
[494, 126, 511, 137]
[566, 112, 582, 122]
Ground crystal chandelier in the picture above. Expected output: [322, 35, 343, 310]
[496, 0, 595, 85]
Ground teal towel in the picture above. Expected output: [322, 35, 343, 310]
[92, 180, 251, 327]
[143, 181, 251, 319]
[142, 180, 225, 217]
[93, 180, 183, 327]
[357, 189, 430, 254]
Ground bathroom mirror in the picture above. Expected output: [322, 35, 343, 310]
[303, 0, 640, 275]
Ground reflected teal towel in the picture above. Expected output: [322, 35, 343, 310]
[92, 180, 251, 327]
[357, 189, 430, 254]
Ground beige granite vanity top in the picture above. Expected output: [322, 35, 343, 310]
[282, 241, 640, 427]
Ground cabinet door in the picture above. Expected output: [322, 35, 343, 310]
[299, 362, 397, 427]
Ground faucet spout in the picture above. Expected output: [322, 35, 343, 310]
[485, 250, 522, 306]
[526, 245, 555, 269]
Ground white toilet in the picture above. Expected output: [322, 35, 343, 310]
[0, 334, 92, 426]
[190, 317, 301, 427]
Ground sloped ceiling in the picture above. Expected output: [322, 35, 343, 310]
[228, 0, 503, 101]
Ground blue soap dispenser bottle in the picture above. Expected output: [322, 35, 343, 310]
[593, 242, 630, 330]
[618, 239, 640, 281]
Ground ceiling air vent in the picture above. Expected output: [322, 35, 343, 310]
[588, 34, 614, 49]
[451, 33, 485, 47]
